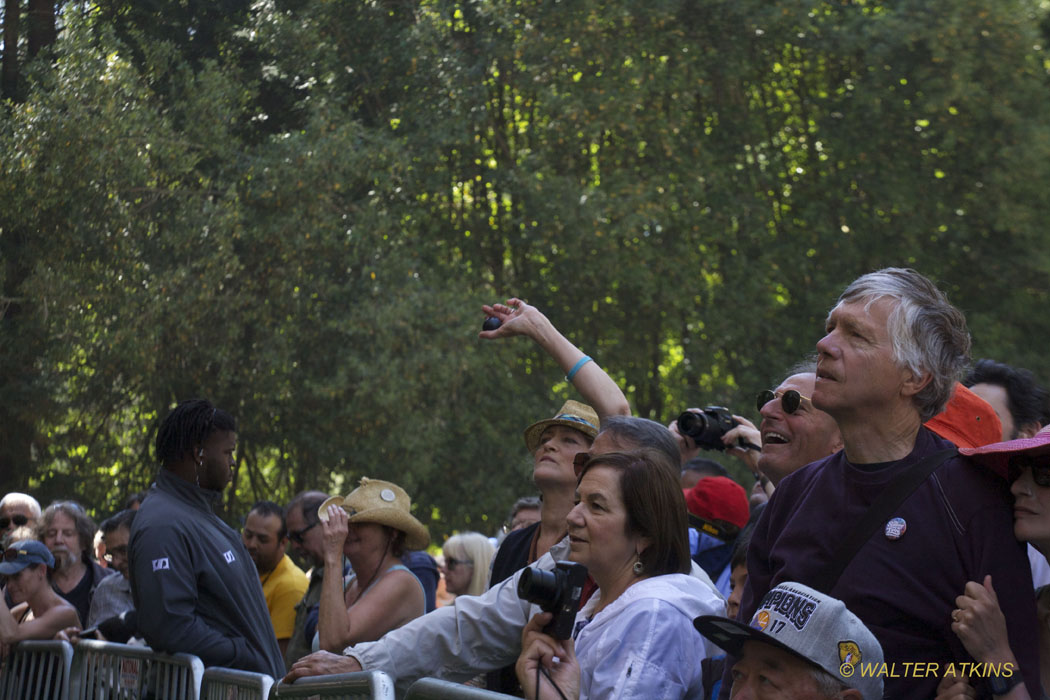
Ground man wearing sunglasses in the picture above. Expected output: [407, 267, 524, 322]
[283, 490, 334, 667]
[731, 268, 1039, 700]
[753, 363, 843, 488]
[0, 492, 40, 544]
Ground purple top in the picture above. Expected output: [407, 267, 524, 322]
[737, 428, 1038, 700]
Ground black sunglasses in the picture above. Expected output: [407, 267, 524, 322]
[1010, 455, 1050, 488]
[756, 389, 811, 415]
[288, 520, 319, 545]
[0, 514, 28, 530]
[444, 557, 473, 569]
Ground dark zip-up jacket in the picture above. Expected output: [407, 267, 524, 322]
[129, 469, 284, 677]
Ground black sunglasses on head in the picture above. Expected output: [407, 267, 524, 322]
[0, 514, 28, 530]
[1010, 455, 1050, 488]
[3, 547, 28, 562]
[756, 389, 811, 415]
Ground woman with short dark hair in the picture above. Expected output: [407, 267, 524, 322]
[516, 449, 721, 699]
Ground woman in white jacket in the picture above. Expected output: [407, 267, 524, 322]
[516, 448, 720, 700]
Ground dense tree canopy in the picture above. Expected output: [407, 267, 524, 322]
[4, 0, 1050, 540]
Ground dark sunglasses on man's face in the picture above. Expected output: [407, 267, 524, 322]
[288, 520, 319, 545]
[1010, 455, 1050, 488]
[0, 514, 28, 530]
[756, 389, 811, 415]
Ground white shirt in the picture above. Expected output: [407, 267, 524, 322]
[348, 536, 724, 696]
[574, 574, 720, 699]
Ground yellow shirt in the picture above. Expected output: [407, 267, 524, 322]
[262, 554, 309, 639]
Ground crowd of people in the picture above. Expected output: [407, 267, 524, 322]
[3, 267, 1050, 700]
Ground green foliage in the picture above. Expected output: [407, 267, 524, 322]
[4, 0, 1050, 532]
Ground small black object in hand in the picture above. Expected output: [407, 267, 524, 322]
[482, 317, 501, 331]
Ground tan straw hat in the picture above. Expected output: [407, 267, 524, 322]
[318, 477, 430, 550]
[523, 400, 599, 453]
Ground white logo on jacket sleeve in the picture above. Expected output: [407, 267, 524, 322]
[223, 550, 235, 564]
[152, 558, 170, 571]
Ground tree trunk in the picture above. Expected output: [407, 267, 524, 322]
[2, 0, 19, 100]
[26, 0, 54, 59]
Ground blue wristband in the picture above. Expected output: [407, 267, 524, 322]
[566, 356, 593, 383]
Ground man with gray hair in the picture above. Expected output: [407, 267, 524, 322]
[735, 268, 1038, 700]
[0, 492, 41, 542]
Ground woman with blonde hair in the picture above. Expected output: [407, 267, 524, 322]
[441, 532, 495, 598]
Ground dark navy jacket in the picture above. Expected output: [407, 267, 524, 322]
[129, 469, 284, 677]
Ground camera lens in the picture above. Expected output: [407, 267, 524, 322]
[676, 411, 708, 438]
[517, 567, 561, 606]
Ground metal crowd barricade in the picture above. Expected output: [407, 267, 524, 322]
[69, 639, 203, 700]
[269, 671, 395, 699]
[404, 678, 518, 699]
[202, 667, 274, 700]
[0, 639, 74, 700]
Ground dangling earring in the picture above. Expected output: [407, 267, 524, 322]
[633, 559, 644, 575]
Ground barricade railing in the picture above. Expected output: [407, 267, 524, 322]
[202, 667, 274, 700]
[69, 639, 203, 700]
[0, 639, 74, 700]
[404, 678, 518, 699]
[269, 671, 395, 699]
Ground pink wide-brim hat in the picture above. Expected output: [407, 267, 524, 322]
[959, 424, 1050, 479]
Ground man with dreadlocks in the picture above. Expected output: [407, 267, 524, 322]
[129, 399, 284, 677]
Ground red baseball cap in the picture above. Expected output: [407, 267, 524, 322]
[683, 476, 749, 538]
[925, 382, 1002, 450]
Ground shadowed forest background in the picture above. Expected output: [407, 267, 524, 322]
[3, 0, 1050, 539]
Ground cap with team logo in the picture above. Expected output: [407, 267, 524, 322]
[694, 581, 884, 700]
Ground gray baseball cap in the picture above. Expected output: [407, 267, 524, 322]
[0, 539, 55, 575]
[694, 581, 884, 700]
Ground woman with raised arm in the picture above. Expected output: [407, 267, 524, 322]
[0, 540, 79, 657]
[481, 298, 630, 583]
[313, 478, 429, 653]
[515, 449, 722, 700]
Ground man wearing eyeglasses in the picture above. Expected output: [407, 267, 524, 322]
[282, 490, 329, 668]
[730, 268, 1039, 700]
[0, 492, 41, 544]
[85, 509, 136, 629]
[752, 362, 843, 487]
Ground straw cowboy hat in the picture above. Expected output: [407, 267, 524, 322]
[523, 400, 600, 453]
[318, 477, 430, 551]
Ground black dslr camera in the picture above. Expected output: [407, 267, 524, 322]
[675, 406, 739, 451]
[517, 561, 588, 640]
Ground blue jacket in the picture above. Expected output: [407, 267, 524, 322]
[129, 469, 284, 677]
